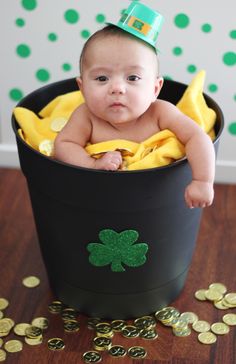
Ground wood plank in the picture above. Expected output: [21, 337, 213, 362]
[0, 168, 236, 364]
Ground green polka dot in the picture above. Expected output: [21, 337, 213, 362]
[172, 47, 183, 56]
[81, 29, 91, 39]
[234, 94, 236, 101]
[96, 14, 106, 23]
[36, 69, 50, 82]
[64, 9, 79, 24]
[208, 84, 218, 93]
[16, 44, 31, 58]
[21, 0, 37, 10]
[229, 30, 236, 39]
[15, 18, 25, 27]
[48, 33, 58, 42]
[228, 122, 236, 135]
[187, 64, 197, 73]
[223, 52, 236, 66]
[174, 13, 190, 29]
[201, 23, 212, 33]
[9, 88, 24, 101]
[121, 9, 126, 15]
[62, 63, 72, 71]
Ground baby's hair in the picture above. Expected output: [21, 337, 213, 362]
[79, 24, 159, 75]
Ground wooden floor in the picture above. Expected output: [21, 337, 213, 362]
[0, 168, 236, 364]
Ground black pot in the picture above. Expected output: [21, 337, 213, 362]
[12, 78, 224, 319]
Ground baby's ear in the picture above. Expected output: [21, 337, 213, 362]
[154, 77, 164, 100]
[76, 77, 83, 91]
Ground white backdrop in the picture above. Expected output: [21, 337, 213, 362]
[0, 0, 235, 182]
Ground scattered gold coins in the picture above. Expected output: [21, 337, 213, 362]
[47, 338, 65, 351]
[39, 139, 54, 156]
[22, 276, 40, 288]
[14, 323, 31, 336]
[222, 313, 236, 326]
[211, 322, 230, 335]
[31, 317, 49, 330]
[192, 320, 211, 333]
[82, 351, 102, 363]
[108, 345, 126, 358]
[50, 117, 67, 132]
[0, 349, 6, 361]
[4, 340, 23, 353]
[128, 346, 147, 359]
[198, 332, 217, 345]
[0, 300, 9, 311]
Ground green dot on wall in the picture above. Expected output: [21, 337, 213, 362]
[9, 88, 24, 101]
[15, 18, 25, 27]
[16, 44, 31, 58]
[228, 122, 236, 135]
[21, 0, 37, 11]
[48, 33, 58, 42]
[208, 83, 218, 93]
[223, 52, 236, 66]
[201, 23, 212, 33]
[172, 46, 183, 56]
[174, 13, 190, 29]
[81, 29, 91, 39]
[229, 30, 236, 39]
[234, 94, 236, 101]
[36, 69, 50, 82]
[62, 63, 72, 72]
[64, 9, 79, 24]
[187, 64, 197, 73]
[96, 14, 106, 23]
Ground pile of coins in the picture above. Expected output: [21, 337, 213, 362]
[2, 280, 236, 362]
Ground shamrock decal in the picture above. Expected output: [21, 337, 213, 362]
[87, 229, 149, 272]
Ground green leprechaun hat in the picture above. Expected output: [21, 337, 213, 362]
[108, 1, 164, 51]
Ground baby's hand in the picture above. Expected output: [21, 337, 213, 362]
[184, 180, 214, 208]
[94, 151, 122, 171]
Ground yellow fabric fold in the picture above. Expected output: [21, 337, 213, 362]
[13, 70, 216, 168]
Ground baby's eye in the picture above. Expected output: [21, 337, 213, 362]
[127, 75, 141, 81]
[95, 76, 108, 82]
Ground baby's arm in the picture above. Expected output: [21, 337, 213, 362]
[54, 104, 122, 170]
[157, 100, 215, 208]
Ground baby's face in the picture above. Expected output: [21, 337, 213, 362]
[78, 35, 162, 126]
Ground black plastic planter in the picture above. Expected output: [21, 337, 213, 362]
[12, 78, 224, 319]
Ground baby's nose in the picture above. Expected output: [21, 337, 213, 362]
[110, 81, 126, 94]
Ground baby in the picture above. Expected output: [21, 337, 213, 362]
[54, 3, 215, 209]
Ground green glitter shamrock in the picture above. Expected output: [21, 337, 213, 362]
[87, 229, 149, 272]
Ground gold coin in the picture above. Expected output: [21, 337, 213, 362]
[25, 325, 42, 338]
[128, 346, 147, 359]
[87, 317, 101, 330]
[111, 320, 126, 332]
[39, 139, 54, 156]
[63, 319, 80, 333]
[22, 276, 40, 288]
[48, 300, 64, 314]
[205, 289, 223, 302]
[198, 332, 217, 344]
[14, 323, 31, 336]
[173, 326, 191, 337]
[139, 328, 158, 340]
[134, 316, 156, 330]
[194, 289, 207, 301]
[224, 293, 236, 305]
[221, 298, 236, 308]
[96, 322, 113, 337]
[172, 317, 188, 331]
[211, 322, 230, 335]
[25, 336, 43, 346]
[0, 320, 12, 334]
[4, 339, 23, 353]
[82, 351, 102, 363]
[31, 317, 49, 330]
[209, 283, 227, 294]
[180, 312, 198, 324]
[108, 345, 126, 358]
[61, 308, 77, 321]
[93, 336, 112, 351]
[50, 117, 67, 132]
[122, 325, 140, 338]
[223, 313, 236, 326]
[0, 339, 3, 347]
[214, 300, 229, 310]
[0, 299, 9, 311]
[0, 349, 6, 361]
[47, 338, 65, 351]
[192, 320, 211, 333]
[0, 313, 3, 320]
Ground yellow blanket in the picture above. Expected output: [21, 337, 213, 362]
[13, 70, 216, 170]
